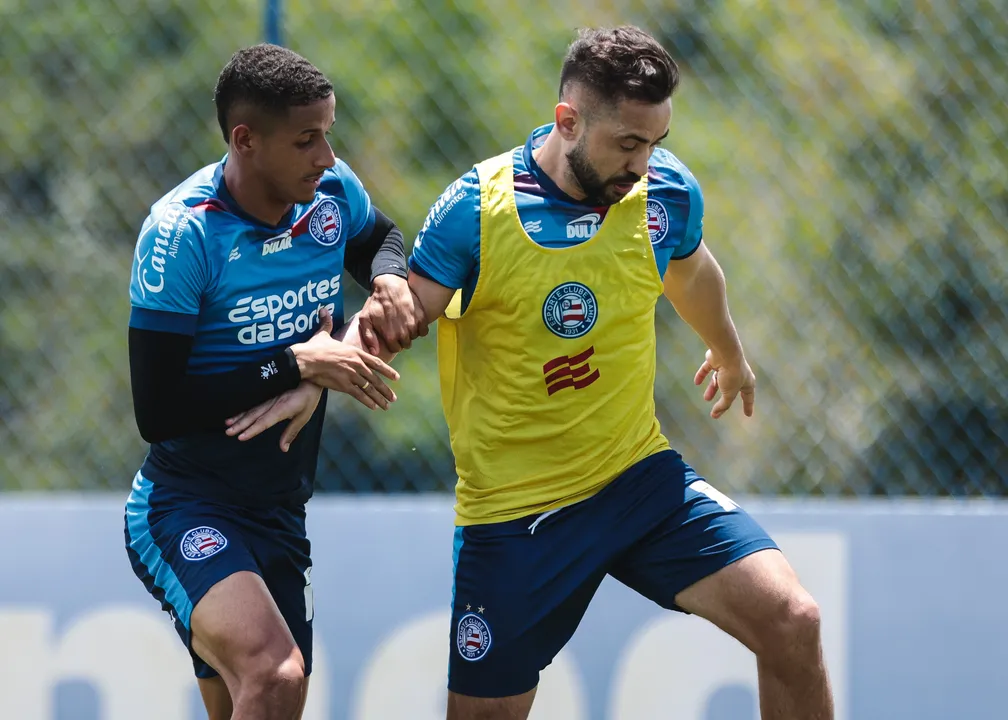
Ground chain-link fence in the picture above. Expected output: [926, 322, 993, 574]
[1, 0, 1005, 496]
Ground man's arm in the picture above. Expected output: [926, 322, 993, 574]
[662, 242, 744, 363]
[129, 327, 303, 443]
[662, 242, 755, 419]
[406, 270, 459, 325]
[128, 202, 309, 442]
[326, 160, 422, 353]
[343, 208, 408, 291]
[128, 202, 396, 443]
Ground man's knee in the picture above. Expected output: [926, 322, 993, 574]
[239, 646, 306, 708]
[756, 587, 823, 664]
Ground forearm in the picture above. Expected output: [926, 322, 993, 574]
[129, 327, 301, 442]
[334, 314, 398, 364]
[664, 252, 745, 361]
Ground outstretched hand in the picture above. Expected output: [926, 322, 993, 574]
[694, 348, 756, 419]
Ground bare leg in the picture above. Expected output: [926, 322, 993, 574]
[446, 688, 537, 720]
[190, 571, 306, 720]
[198, 676, 233, 720]
[675, 549, 834, 719]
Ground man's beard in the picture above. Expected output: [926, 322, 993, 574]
[565, 137, 640, 205]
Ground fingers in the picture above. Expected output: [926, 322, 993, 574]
[280, 408, 312, 452]
[361, 379, 391, 409]
[347, 383, 380, 411]
[235, 403, 290, 441]
[318, 305, 334, 336]
[354, 367, 397, 403]
[703, 371, 719, 402]
[226, 401, 275, 436]
[225, 411, 249, 430]
[360, 352, 400, 382]
[359, 316, 381, 356]
[710, 389, 737, 419]
[694, 360, 713, 386]
[741, 386, 756, 417]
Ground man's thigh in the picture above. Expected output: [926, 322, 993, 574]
[448, 509, 608, 699]
[607, 458, 779, 613]
[249, 502, 314, 675]
[124, 473, 314, 678]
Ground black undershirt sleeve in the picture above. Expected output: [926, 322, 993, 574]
[343, 207, 408, 290]
[128, 327, 301, 443]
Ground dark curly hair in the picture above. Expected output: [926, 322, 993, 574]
[559, 26, 679, 113]
[213, 43, 333, 142]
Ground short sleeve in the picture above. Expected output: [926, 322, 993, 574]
[323, 159, 374, 241]
[129, 202, 207, 333]
[647, 150, 704, 263]
[407, 170, 481, 290]
[679, 169, 704, 258]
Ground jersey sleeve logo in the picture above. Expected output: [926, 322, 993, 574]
[309, 199, 343, 247]
[646, 199, 669, 245]
[542, 282, 598, 338]
[134, 202, 193, 299]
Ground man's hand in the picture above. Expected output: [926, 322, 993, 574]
[290, 306, 399, 410]
[225, 381, 323, 451]
[694, 348, 756, 420]
[358, 274, 428, 355]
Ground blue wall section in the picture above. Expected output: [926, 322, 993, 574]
[1, 495, 1005, 720]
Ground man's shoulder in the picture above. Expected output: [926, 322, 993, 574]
[317, 158, 362, 196]
[142, 163, 224, 239]
[417, 168, 481, 238]
[647, 148, 701, 197]
[646, 149, 704, 254]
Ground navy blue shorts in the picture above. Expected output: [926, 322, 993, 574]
[448, 449, 778, 698]
[124, 472, 313, 679]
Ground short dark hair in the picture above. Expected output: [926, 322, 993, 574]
[559, 26, 679, 111]
[213, 43, 334, 142]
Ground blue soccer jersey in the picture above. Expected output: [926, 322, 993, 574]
[408, 123, 705, 309]
[128, 157, 374, 505]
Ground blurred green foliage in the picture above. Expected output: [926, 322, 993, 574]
[1, 0, 1004, 494]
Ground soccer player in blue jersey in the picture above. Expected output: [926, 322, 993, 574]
[123, 44, 424, 720]
[230, 26, 834, 720]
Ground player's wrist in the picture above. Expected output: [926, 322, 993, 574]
[287, 344, 316, 381]
[709, 343, 745, 369]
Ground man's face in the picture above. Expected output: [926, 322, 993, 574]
[248, 93, 337, 206]
[565, 97, 671, 205]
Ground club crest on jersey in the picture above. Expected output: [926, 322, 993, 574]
[179, 527, 228, 561]
[309, 199, 342, 247]
[456, 613, 492, 661]
[646, 199, 669, 245]
[543, 282, 598, 339]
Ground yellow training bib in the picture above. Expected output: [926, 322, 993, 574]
[438, 149, 669, 525]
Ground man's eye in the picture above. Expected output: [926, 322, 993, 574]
[621, 144, 637, 152]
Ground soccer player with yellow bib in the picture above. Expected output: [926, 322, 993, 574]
[230, 24, 835, 720]
[408, 26, 835, 720]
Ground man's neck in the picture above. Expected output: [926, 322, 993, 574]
[532, 128, 587, 202]
[222, 158, 290, 227]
